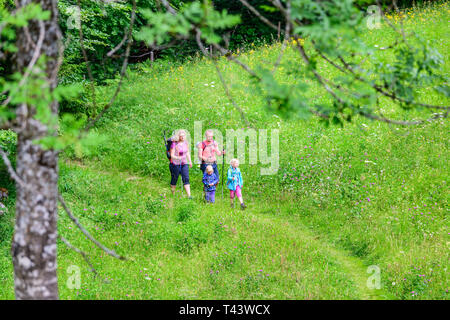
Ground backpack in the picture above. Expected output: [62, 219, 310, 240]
[163, 130, 174, 161]
[200, 140, 216, 156]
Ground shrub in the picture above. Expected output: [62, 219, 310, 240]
[175, 200, 198, 223]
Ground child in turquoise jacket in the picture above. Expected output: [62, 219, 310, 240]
[227, 158, 246, 210]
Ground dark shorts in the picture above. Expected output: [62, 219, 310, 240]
[169, 163, 190, 186]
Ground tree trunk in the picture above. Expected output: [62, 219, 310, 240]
[11, 0, 61, 300]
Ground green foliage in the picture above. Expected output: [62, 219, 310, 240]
[0, 4, 57, 131]
[374, 42, 446, 105]
[136, 0, 241, 46]
[57, 0, 136, 84]
[35, 112, 107, 158]
[174, 218, 210, 254]
[1, 4, 104, 158]
[175, 199, 198, 222]
[0, 211, 13, 245]
[134, 0, 449, 124]
[250, 65, 311, 119]
[0, 1, 50, 80]
[34, 2, 447, 300]
[0, 129, 16, 156]
[145, 197, 164, 215]
[212, 0, 283, 50]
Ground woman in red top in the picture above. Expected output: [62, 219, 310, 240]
[198, 129, 225, 179]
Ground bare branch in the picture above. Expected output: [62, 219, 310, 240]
[296, 38, 448, 125]
[58, 193, 126, 260]
[158, 0, 177, 15]
[309, 40, 449, 112]
[2, 20, 45, 107]
[295, 40, 348, 106]
[128, 39, 180, 58]
[309, 108, 330, 120]
[376, 0, 411, 47]
[23, 25, 36, 50]
[358, 110, 447, 126]
[158, 0, 260, 79]
[337, 54, 449, 110]
[59, 235, 98, 276]
[238, 0, 281, 33]
[82, 0, 137, 134]
[195, 29, 253, 129]
[157, 0, 449, 127]
[211, 42, 259, 78]
[0, 147, 27, 188]
[272, 0, 291, 74]
[392, 0, 410, 47]
[107, 32, 128, 58]
[77, 0, 97, 112]
[49, 15, 64, 84]
[0, 121, 14, 130]
[269, 0, 288, 17]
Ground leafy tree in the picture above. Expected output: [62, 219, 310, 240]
[137, 0, 448, 125]
[0, 0, 448, 300]
[1, 0, 124, 300]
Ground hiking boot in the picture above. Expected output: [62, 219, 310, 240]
[240, 203, 246, 210]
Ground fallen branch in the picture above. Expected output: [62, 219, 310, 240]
[58, 193, 126, 260]
[59, 235, 98, 276]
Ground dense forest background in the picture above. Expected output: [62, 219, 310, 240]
[1, 0, 430, 86]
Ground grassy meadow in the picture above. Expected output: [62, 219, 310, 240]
[0, 2, 449, 299]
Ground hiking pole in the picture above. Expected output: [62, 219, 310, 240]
[221, 148, 225, 200]
[180, 162, 183, 198]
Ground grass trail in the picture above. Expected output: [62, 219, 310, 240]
[258, 214, 394, 300]
[64, 160, 394, 299]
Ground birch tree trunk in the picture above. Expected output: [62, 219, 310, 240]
[11, 0, 61, 300]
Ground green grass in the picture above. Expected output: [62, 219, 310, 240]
[0, 2, 449, 300]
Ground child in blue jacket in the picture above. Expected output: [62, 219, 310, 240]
[202, 165, 219, 203]
[227, 159, 246, 210]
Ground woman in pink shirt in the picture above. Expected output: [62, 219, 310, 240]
[169, 130, 193, 198]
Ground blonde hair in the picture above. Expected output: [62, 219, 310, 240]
[206, 165, 213, 173]
[230, 158, 239, 167]
[172, 129, 187, 142]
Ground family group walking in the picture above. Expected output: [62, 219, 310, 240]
[166, 129, 247, 209]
